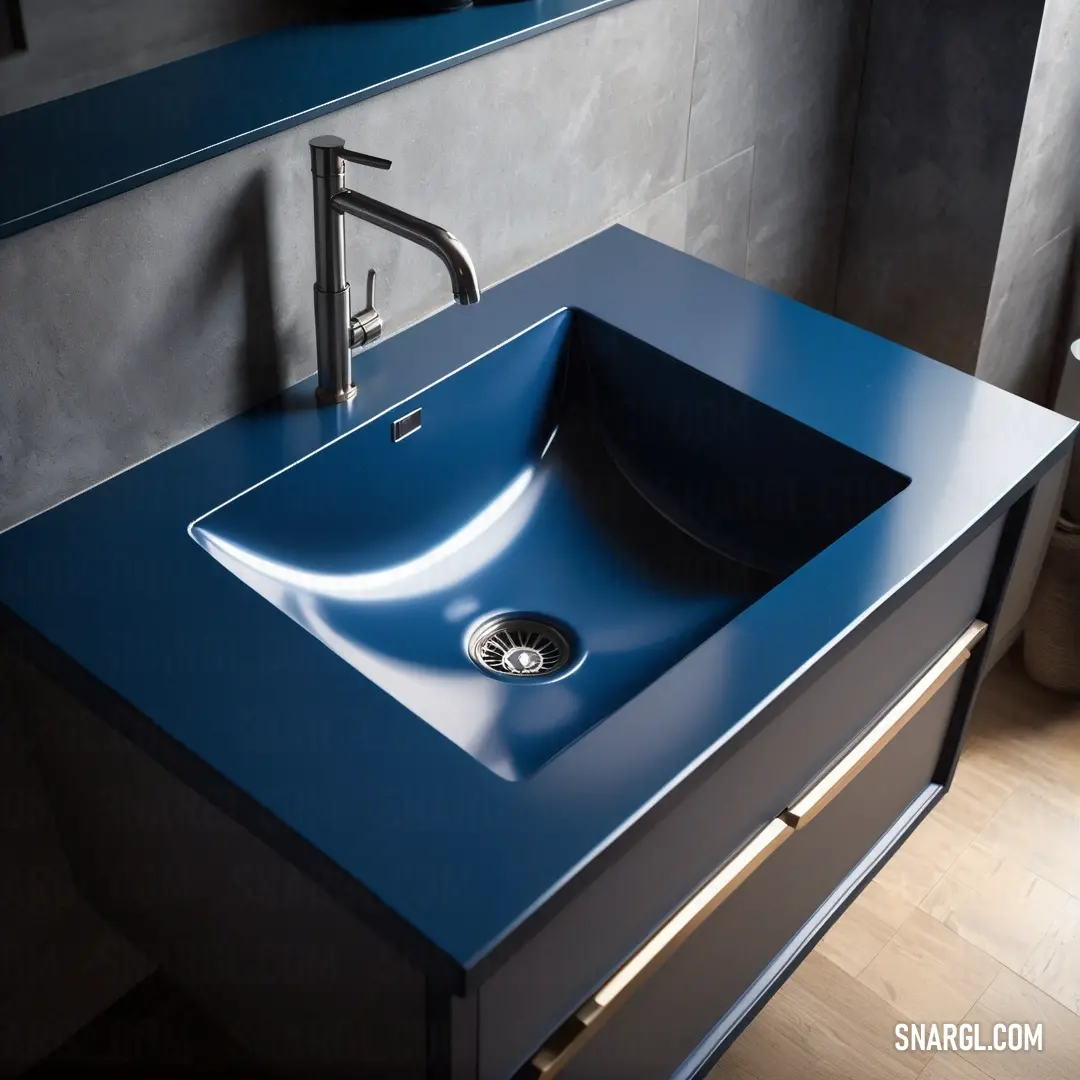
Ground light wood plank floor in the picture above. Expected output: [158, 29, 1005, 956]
[709, 648, 1080, 1080]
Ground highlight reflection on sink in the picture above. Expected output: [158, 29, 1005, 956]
[191, 310, 909, 780]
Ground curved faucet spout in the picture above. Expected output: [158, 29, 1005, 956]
[332, 189, 481, 305]
[308, 133, 482, 406]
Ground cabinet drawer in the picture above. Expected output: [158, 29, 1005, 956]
[511, 621, 984, 1080]
[480, 519, 1002, 1080]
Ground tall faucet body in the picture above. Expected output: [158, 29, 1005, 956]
[309, 135, 481, 406]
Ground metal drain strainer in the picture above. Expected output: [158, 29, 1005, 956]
[467, 615, 572, 678]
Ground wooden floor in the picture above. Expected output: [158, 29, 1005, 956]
[708, 647, 1080, 1080]
[28, 649, 1080, 1077]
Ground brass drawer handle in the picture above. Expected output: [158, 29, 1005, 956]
[781, 619, 986, 830]
[515, 818, 794, 1079]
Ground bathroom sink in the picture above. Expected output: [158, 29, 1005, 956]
[191, 309, 908, 780]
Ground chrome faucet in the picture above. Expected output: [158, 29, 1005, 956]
[308, 134, 482, 405]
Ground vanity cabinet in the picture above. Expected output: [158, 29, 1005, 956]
[9, 497, 1018, 1080]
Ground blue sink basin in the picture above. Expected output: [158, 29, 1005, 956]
[191, 309, 908, 780]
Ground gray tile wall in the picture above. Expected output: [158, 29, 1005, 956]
[627, 0, 872, 307]
[975, 0, 1080, 403]
[746, 0, 869, 310]
[835, 0, 1043, 374]
[1, 0, 872, 534]
[687, 148, 754, 275]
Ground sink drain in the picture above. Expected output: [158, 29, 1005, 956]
[467, 615, 572, 678]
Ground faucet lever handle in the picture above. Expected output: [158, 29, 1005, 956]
[350, 269, 383, 350]
[339, 148, 393, 171]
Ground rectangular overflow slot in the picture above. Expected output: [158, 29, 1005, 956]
[391, 407, 422, 442]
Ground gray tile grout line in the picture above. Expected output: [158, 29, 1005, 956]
[680, 0, 703, 187]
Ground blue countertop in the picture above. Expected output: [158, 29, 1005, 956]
[0, 0, 633, 240]
[0, 227, 1073, 989]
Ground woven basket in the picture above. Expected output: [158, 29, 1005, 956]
[1023, 518, 1080, 692]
